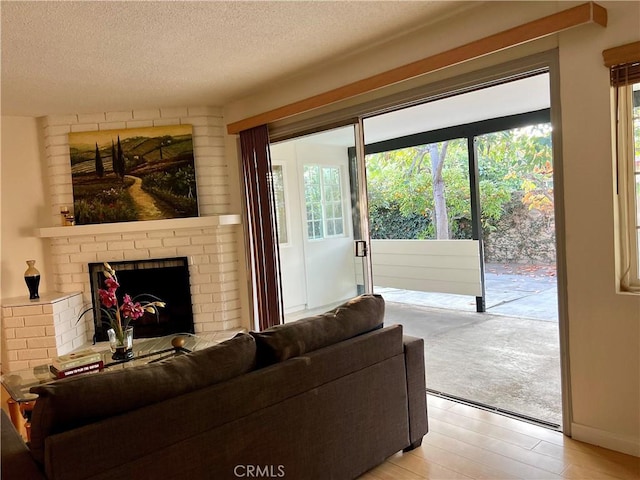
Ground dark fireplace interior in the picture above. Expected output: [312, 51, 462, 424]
[88, 257, 194, 342]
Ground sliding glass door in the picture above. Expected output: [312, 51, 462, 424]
[356, 72, 561, 427]
[266, 66, 564, 428]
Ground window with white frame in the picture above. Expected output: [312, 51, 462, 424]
[303, 165, 345, 240]
[606, 41, 640, 291]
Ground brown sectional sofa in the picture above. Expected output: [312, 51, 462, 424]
[1, 294, 428, 480]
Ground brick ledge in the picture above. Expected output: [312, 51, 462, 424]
[1, 292, 82, 308]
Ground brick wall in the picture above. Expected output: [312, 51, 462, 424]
[27, 106, 243, 359]
[43, 106, 229, 223]
[2, 293, 84, 371]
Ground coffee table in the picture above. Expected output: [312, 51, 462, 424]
[1, 333, 221, 435]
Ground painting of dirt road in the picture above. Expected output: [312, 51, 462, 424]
[69, 124, 198, 225]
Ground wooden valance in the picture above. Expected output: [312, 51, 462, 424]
[603, 41, 640, 67]
[604, 41, 640, 87]
[227, 2, 607, 135]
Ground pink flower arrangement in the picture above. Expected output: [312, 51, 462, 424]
[96, 263, 165, 345]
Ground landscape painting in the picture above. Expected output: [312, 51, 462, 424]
[69, 124, 198, 225]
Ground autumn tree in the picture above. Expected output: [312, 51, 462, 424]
[367, 139, 469, 240]
[429, 142, 450, 239]
[476, 124, 554, 215]
[366, 123, 553, 240]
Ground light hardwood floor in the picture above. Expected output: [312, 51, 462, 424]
[360, 395, 640, 480]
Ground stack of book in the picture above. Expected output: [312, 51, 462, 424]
[50, 349, 104, 378]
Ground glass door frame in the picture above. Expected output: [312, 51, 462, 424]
[354, 119, 375, 293]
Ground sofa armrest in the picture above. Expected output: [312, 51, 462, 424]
[1, 409, 46, 480]
[403, 335, 428, 449]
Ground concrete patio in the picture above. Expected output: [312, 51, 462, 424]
[378, 266, 562, 426]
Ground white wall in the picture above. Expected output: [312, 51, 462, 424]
[224, 1, 640, 455]
[1, 117, 51, 298]
[558, 1, 640, 455]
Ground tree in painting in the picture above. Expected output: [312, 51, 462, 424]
[94, 143, 104, 178]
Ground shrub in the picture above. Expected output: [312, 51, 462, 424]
[74, 187, 137, 224]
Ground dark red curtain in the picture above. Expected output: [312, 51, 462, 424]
[239, 125, 283, 330]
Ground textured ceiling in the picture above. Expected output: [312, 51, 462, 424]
[1, 1, 466, 117]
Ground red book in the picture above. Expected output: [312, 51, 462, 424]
[49, 361, 104, 379]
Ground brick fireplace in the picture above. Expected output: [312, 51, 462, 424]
[87, 257, 195, 341]
[1, 106, 245, 372]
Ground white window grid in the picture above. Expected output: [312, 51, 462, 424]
[303, 165, 345, 240]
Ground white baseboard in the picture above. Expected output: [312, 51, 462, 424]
[571, 423, 640, 457]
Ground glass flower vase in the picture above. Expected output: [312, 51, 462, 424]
[108, 326, 134, 361]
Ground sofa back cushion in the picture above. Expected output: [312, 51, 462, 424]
[28, 333, 256, 466]
[251, 294, 385, 365]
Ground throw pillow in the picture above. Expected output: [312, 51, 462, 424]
[250, 294, 384, 366]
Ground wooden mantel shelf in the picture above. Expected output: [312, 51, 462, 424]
[36, 214, 242, 238]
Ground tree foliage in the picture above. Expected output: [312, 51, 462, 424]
[111, 140, 117, 175]
[366, 124, 553, 240]
[94, 143, 104, 178]
[113, 136, 126, 178]
[141, 165, 198, 216]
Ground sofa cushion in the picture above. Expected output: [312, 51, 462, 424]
[28, 332, 256, 466]
[250, 294, 384, 365]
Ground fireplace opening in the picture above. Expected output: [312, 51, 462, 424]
[88, 257, 194, 342]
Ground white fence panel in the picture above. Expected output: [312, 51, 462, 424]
[370, 239, 482, 296]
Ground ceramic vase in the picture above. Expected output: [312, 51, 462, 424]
[24, 260, 41, 300]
